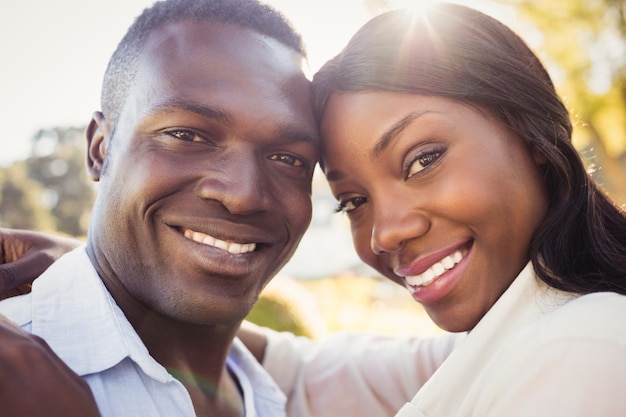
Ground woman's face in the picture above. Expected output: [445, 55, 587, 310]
[321, 92, 549, 331]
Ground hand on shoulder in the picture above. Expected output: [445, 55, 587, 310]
[0, 228, 81, 300]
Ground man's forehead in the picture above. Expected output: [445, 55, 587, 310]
[142, 20, 304, 68]
[116, 19, 317, 143]
[133, 23, 306, 96]
[130, 20, 310, 106]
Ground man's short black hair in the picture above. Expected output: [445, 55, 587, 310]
[101, 0, 305, 125]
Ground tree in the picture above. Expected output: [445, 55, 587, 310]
[0, 162, 57, 231]
[23, 126, 96, 237]
[0, 126, 95, 236]
[503, 0, 626, 205]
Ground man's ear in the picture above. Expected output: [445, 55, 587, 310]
[86, 111, 110, 181]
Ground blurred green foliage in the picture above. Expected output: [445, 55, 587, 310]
[246, 292, 317, 337]
[246, 273, 441, 338]
[0, 127, 95, 236]
[503, 0, 626, 204]
[0, 163, 57, 231]
[246, 277, 327, 337]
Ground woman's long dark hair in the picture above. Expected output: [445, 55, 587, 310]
[312, 3, 626, 295]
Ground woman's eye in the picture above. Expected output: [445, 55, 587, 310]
[335, 196, 367, 214]
[270, 153, 304, 167]
[406, 147, 445, 179]
[165, 129, 206, 143]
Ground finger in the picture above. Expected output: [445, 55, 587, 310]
[0, 228, 82, 298]
[0, 253, 45, 297]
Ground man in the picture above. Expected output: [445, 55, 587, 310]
[0, 0, 319, 415]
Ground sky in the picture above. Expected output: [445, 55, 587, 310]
[0, 0, 516, 167]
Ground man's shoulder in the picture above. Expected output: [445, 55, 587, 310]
[0, 291, 33, 329]
[0, 246, 92, 330]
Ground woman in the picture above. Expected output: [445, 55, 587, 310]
[257, 3, 626, 416]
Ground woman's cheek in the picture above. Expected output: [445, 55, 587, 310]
[352, 227, 373, 263]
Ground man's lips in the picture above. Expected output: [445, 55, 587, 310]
[181, 227, 257, 255]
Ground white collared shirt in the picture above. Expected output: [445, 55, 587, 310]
[263, 264, 626, 417]
[0, 246, 286, 417]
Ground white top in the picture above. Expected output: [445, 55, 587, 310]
[0, 246, 287, 417]
[263, 264, 626, 417]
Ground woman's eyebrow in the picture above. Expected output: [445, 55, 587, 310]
[372, 111, 435, 158]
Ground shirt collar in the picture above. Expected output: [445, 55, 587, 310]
[31, 246, 173, 381]
[31, 246, 287, 415]
[409, 262, 576, 413]
[229, 337, 287, 415]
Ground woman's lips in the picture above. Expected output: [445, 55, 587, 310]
[404, 249, 465, 287]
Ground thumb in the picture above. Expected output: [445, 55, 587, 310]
[0, 252, 49, 300]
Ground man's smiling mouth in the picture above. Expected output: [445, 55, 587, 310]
[182, 227, 257, 255]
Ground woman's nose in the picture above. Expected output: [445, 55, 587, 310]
[370, 198, 431, 254]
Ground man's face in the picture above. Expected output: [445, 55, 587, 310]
[87, 21, 319, 325]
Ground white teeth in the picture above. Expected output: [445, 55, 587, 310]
[183, 228, 256, 254]
[201, 234, 215, 246]
[432, 263, 445, 275]
[441, 256, 454, 269]
[405, 250, 464, 287]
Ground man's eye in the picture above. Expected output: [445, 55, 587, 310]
[165, 129, 206, 143]
[270, 153, 304, 167]
[406, 147, 445, 179]
[334, 196, 367, 214]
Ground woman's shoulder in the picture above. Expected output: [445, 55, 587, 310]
[477, 291, 626, 415]
[530, 291, 626, 347]
[482, 291, 626, 386]
[550, 291, 626, 328]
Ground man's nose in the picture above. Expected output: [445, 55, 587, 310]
[194, 152, 272, 215]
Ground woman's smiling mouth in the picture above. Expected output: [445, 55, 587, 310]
[404, 249, 465, 287]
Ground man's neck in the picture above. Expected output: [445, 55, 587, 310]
[127, 306, 245, 417]
[86, 244, 247, 416]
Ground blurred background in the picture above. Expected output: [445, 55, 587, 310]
[1, 0, 624, 338]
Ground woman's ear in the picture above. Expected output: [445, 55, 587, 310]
[86, 111, 110, 182]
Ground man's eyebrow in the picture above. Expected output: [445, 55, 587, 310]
[372, 111, 434, 158]
[148, 101, 318, 144]
[151, 100, 233, 123]
[276, 125, 319, 146]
